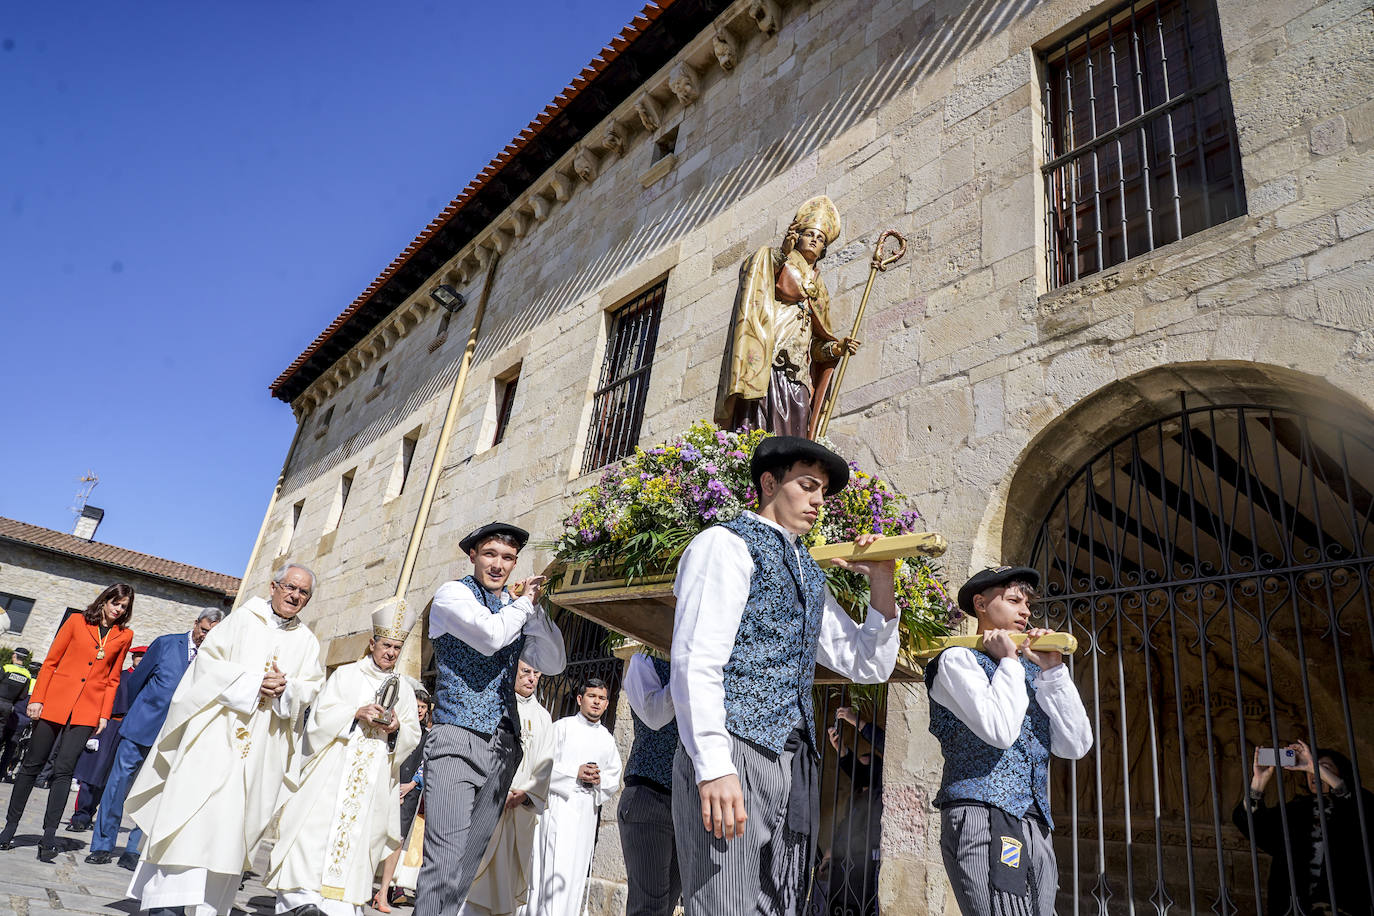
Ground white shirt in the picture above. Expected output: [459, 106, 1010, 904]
[928, 646, 1093, 759]
[623, 654, 674, 730]
[430, 579, 567, 675]
[670, 511, 901, 783]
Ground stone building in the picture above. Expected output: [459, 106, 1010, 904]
[245, 0, 1374, 911]
[0, 510, 239, 658]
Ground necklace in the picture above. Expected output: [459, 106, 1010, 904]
[94, 624, 112, 660]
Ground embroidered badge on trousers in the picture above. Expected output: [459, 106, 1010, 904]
[1000, 837, 1023, 869]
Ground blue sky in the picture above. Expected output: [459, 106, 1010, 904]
[1, 1, 649, 577]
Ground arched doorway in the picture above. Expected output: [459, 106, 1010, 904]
[1025, 397, 1374, 915]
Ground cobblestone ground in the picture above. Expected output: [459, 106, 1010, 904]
[0, 782, 300, 916]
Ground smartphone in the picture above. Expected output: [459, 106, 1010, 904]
[1257, 746, 1298, 768]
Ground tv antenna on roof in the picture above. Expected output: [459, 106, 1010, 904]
[69, 471, 100, 522]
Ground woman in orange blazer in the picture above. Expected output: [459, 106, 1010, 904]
[0, 583, 133, 861]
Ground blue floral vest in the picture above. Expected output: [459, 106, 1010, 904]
[927, 649, 1055, 827]
[627, 656, 678, 791]
[432, 576, 525, 737]
[720, 514, 828, 755]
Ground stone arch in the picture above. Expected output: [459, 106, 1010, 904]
[982, 360, 1374, 566]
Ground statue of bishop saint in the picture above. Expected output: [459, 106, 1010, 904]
[716, 195, 859, 439]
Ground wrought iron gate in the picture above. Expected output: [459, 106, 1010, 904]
[813, 685, 888, 916]
[1029, 403, 1374, 915]
[538, 610, 623, 729]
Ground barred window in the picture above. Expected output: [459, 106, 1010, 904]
[581, 280, 666, 474]
[1042, 0, 1246, 288]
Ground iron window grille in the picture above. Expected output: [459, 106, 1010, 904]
[580, 280, 666, 474]
[1041, 0, 1246, 288]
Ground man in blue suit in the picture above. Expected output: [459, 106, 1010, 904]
[85, 609, 224, 869]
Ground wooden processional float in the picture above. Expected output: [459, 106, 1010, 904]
[547, 532, 1078, 684]
[547, 219, 1077, 681]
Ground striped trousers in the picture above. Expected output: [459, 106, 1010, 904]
[415, 720, 523, 916]
[940, 804, 1057, 916]
[672, 736, 813, 916]
[618, 782, 681, 916]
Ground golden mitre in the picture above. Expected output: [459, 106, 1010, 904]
[371, 597, 418, 642]
[790, 195, 842, 246]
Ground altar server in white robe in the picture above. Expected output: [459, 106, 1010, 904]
[127, 564, 327, 916]
[459, 660, 555, 916]
[266, 598, 423, 916]
[531, 679, 622, 916]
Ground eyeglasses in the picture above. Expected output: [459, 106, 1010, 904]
[273, 583, 312, 598]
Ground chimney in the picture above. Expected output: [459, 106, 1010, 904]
[73, 505, 104, 541]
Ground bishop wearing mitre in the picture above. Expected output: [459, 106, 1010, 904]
[266, 598, 423, 916]
[715, 195, 859, 439]
[127, 564, 327, 916]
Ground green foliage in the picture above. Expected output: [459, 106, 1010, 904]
[552, 422, 962, 653]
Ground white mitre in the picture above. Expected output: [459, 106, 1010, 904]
[371, 597, 418, 642]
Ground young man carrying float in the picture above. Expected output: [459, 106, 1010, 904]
[669, 435, 901, 916]
[417, 523, 565, 916]
[926, 566, 1093, 916]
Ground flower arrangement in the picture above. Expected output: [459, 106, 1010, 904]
[553, 421, 961, 656]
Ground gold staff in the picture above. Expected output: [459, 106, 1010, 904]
[813, 229, 906, 439]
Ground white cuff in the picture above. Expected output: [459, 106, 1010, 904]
[693, 740, 738, 784]
[1033, 663, 1071, 688]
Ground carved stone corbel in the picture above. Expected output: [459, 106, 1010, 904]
[712, 30, 739, 71]
[547, 172, 572, 202]
[573, 145, 599, 184]
[750, 0, 781, 35]
[530, 193, 551, 221]
[668, 62, 700, 106]
[503, 212, 527, 239]
[634, 93, 662, 133]
[600, 121, 627, 157]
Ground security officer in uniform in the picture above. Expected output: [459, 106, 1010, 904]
[0, 648, 36, 781]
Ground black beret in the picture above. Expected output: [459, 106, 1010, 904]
[459, 522, 530, 555]
[956, 566, 1040, 613]
[750, 435, 850, 496]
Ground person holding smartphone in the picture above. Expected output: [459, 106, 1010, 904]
[417, 522, 566, 916]
[1234, 739, 1374, 915]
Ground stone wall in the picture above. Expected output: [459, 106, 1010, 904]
[0, 541, 231, 659]
[247, 0, 1374, 910]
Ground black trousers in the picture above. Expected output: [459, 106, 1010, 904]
[3, 719, 94, 842]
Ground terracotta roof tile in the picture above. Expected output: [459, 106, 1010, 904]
[0, 516, 240, 597]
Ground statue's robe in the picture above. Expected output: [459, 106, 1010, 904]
[126, 597, 325, 916]
[266, 656, 422, 916]
[716, 246, 841, 438]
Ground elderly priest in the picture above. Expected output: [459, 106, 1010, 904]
[126, 564, 326, 916]
[266, 599, 423, 916]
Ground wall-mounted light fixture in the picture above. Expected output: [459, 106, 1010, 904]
[430, 285, 466, 313]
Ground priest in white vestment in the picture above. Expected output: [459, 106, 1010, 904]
[127, 564, 327, 916]
[459, 660, 555, 916]
[530, 680, 622, 916]
[266, 598, 423, 916]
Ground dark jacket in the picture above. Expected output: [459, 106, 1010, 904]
[1233, 762, 1374, 916]
[118, 631, 194, 746]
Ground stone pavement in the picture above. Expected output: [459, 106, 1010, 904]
[0, 782, 278, 916]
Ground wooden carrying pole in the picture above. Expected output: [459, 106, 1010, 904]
[814, 230, 906, 439]
[394, 254, 501, 679]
